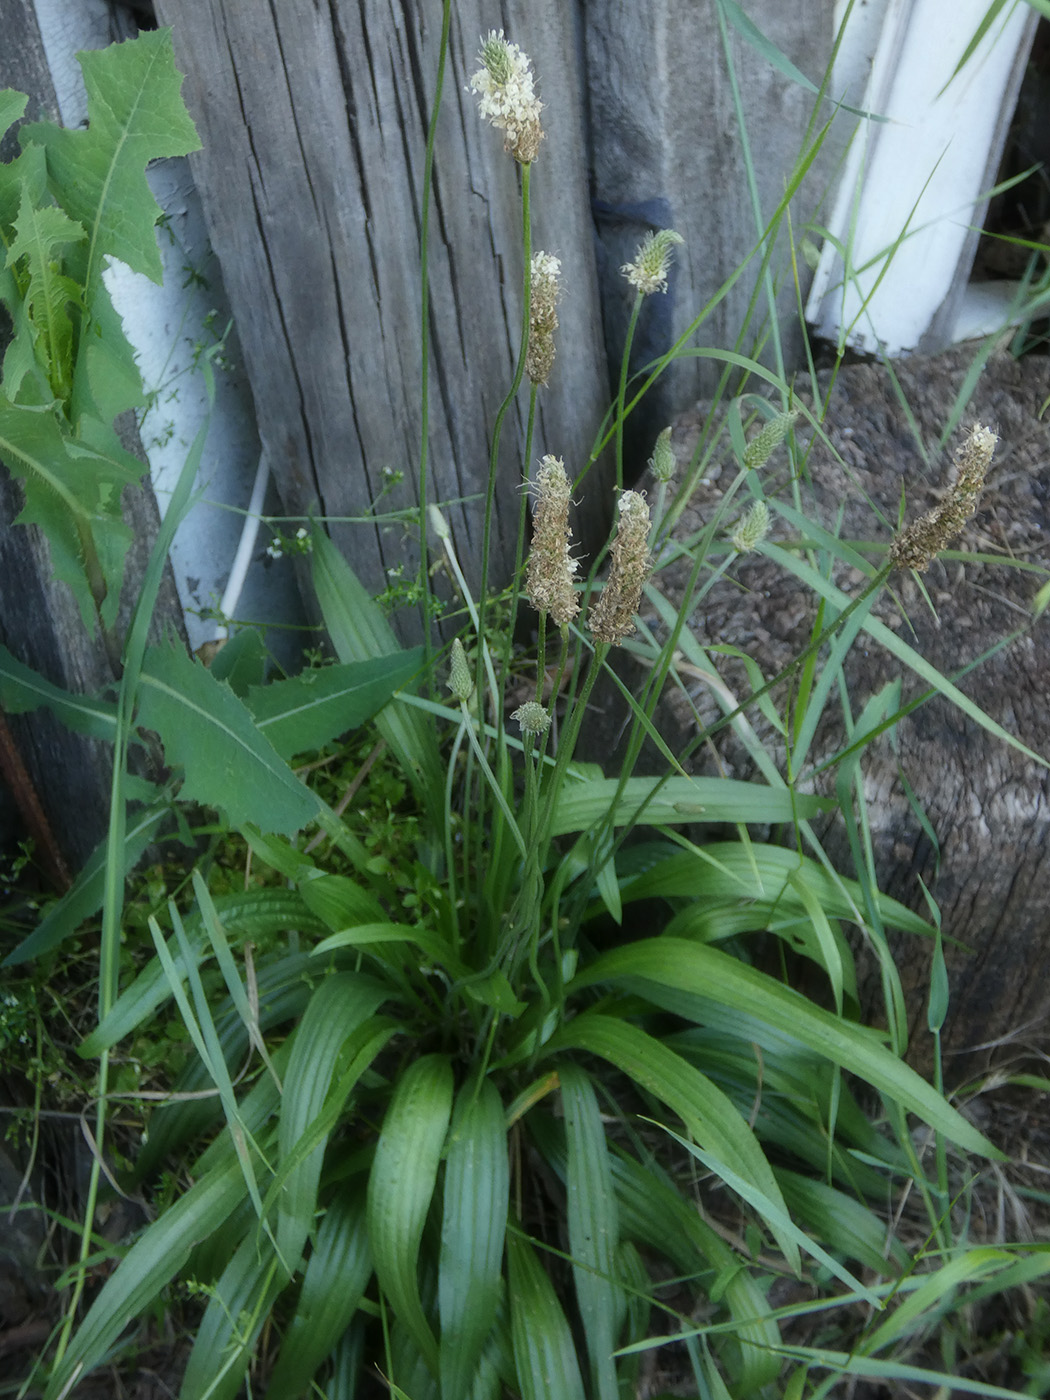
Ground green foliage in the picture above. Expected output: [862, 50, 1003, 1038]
[0, 29, 199, 634]
[2, 13, 1045, 1400]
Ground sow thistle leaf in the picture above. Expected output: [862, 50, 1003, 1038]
[0, 394, 143, 628]
[137, 641, 321, 835]
[21, 29, 201, 289]
[6, 185, 85, 398]
[247, 649, 424, 760]
[0, 644, 117, 739]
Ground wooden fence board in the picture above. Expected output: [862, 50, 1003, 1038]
[155, 0, 613, 624]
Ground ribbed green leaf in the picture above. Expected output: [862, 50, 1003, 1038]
[178, 1231, 286, 1400]
[277, 974, 391, 1270]
[439, 1079, 509, 1400]
[776, 1170, 908, 1276]
[572, 940, 1002, 1159]
[612, 1151, 781, 1391]
[264, 1186, 373, 1400]
[80, 887, 328, 1054]
[44, 1157, 246, 1399]
[367, 1053, 454, 1375]
[560, 1063, 623, 1400]
[546, 1013, 800, 1271]
[617, 842, 932, 936]
[551, 775, 829, 835]
[506, 1230, 586, 1400]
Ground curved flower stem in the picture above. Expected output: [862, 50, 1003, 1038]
[417, 0, 453, 681]
[477, 162, 532, 696]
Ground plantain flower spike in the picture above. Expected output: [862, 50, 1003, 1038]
[526, 252, 561, 387]
[525, 455, 580, 629]
[470, 30, 544, 164]
[730, 499, 770, 554]
[648, 426, 676, 483]
[744, 408, 799, 470]
[621, 229, 684, 296]
[589, 490, 653, 645]
[510, 700, 552, 736]
[447, 637, 474, 702]
[890, 423, 998, 574]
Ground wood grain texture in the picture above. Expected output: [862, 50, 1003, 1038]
[585, 0, 840, 457]
[154, 0, 612, 624]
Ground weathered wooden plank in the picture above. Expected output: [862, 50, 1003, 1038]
[154, 0, 613, 626]
[585, 0, 838, 455]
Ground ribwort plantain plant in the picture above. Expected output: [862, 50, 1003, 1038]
[3, 15, 1048, 1400]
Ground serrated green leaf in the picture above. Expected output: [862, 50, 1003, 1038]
[6, 184, 85, 398]
[210, 627, 269, 694]
[137, 640, 321, 835]
[22, 29, 200, 289]
[264, 1186, 373, 1400]
[367, 1054, 454, 1376]
[573, 939, 1002, 1160]
[546, 1013, 800, 1271]
[0, 89, 28, 145]
[560, 1064, 622, 1400]
[247, 649, 424, 759]
[0, 643, 117, 739]
[506, 1230, 586, 1400]
[439, 1080, 509, 1400]
[0, 393, 139, 628]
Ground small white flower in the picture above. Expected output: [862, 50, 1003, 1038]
[266, 538, 283, 560]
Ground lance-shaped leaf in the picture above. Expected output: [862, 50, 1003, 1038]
[137, 640, 321, 835]
[0, 643, 117, 739]
[246, 649, 424, 760]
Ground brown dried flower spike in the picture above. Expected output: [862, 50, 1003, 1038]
[890, 423, 998, 574]
[589, 490, 653, 645]
[525, 455, 580, 628]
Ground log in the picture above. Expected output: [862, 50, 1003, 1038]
[658, 345, 1050, 1083]
[153, 0, 613, 626]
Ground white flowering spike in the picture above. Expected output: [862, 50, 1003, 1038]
[621, 229, 684, 295]
[470, 30, 544, 163]
[525, 455, 580, 628]
[527, 251, 562, 386]
[588, 490, 653, 645]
